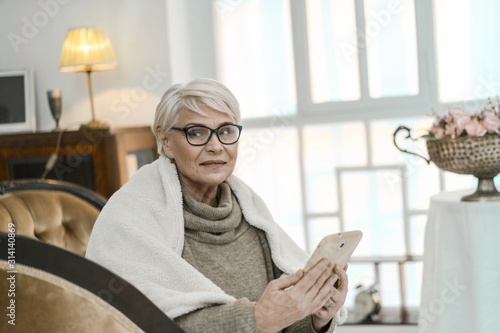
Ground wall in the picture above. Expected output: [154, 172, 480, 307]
[0, 0, 172, 132]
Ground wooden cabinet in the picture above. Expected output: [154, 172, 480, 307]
[0, 126, 157, 198]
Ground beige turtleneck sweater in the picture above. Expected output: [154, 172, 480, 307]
[174, 183, 332, 333]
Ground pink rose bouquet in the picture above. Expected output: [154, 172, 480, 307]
[429, 100, 500, 139]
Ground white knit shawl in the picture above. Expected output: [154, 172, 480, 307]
[86, 157, 347, 323]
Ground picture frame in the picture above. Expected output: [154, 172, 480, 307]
[0, 67, 36, 133]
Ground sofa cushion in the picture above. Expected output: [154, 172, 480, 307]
[0, 190, 99, 255]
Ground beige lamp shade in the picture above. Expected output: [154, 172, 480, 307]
[59, 27, 116, 129]
[59, 27, 116, 72]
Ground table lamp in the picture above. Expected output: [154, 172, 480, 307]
[59, 27, 116, 129]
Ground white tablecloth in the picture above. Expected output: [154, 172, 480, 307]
[419, 190, 500, 333]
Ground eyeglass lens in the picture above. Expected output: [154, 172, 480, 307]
[186, 125, 240, 145]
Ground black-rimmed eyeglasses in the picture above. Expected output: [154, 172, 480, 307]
[172, 124, 243, 146]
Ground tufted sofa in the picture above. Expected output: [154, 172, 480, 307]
[0, 180, 185, 332]
[0, 179, 107, 256]
[0, 232, 184, 333]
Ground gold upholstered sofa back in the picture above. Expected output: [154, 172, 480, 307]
[0, 179, 106, 256]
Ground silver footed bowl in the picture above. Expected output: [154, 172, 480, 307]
[426, 135, 500, 178]
[394, 126, 500, 202]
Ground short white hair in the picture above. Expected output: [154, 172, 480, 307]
[153, 78, 241, 157]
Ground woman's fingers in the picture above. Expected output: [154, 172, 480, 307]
[254, 267, 324, 332]
[271, 269, 304, 290]
[298, 259, 339, 310]
[299, 259, 334, 288]
[311, 262, 351, 331]
[333, 263, 348, 291]
[254, 259, 344, 332]
[328, 264, 348, 313]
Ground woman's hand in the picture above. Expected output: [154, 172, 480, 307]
[253, 259, 337, 333]
[311, 264, 348, 332]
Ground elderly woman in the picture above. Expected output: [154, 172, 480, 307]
[86, 78, 348, 332]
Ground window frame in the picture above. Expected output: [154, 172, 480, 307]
[290, 0, 438, 119]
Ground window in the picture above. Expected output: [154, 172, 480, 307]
[305, 0, 360, 103]
[434, 0, 500, 103]
[363, 0, 419, 99]
[305, 0, 420, 103]
[235, 126, 304, 247]
[206, 0, 500, 323]
[213, 0, 296, 118]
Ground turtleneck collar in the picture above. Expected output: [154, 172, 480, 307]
[182, 182, 247, 243]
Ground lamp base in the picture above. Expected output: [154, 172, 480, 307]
[79, 120, 110, 130]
